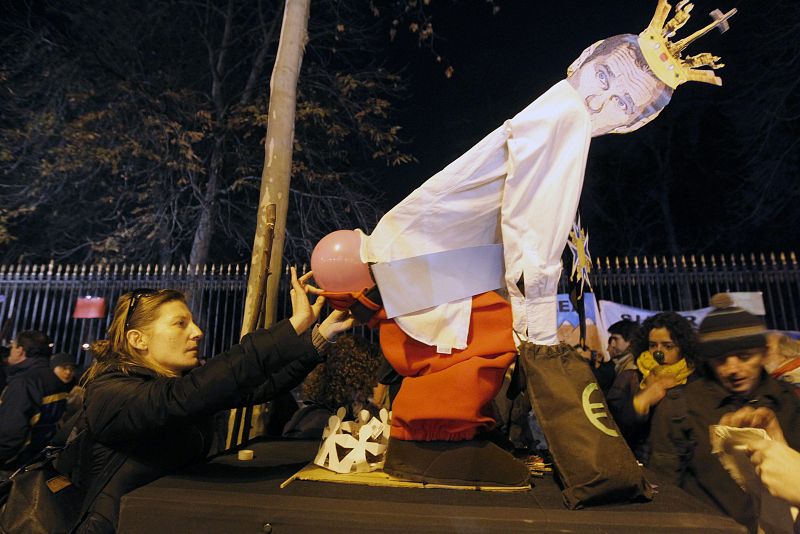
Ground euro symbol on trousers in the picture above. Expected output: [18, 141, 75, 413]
[581, 383, 620, 437]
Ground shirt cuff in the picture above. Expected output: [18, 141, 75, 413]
[311, 324, 333, 357]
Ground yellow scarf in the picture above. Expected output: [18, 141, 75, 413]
[636, 350, 693, 388]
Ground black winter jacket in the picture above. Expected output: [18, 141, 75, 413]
[606, 367, 700, 463]
[648, 372, 800, 533]
[0, 357, 74, 468]
[75, 319, 323, 533]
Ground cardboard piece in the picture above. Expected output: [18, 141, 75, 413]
[281, 463, 530, 492]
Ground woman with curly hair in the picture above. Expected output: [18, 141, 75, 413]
[606, 311, 699, 463]
[282, 334, 382, 439]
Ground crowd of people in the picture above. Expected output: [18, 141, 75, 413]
[1, 285, 799, 533]
[0, 331, 80, 469]
[596, 295, 800, 532]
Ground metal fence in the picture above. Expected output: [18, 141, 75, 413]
[0, 263, 248, 367]
[579, 252, 800, 331]
[1, 252, 798, 366]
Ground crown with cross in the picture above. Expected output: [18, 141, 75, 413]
[638, 0, 737, 89]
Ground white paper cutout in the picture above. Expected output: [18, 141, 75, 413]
[313, 407, 391, 474]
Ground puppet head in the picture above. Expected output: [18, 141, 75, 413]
[567, 0, 736, 137]
[310, 229, 374, 293]
[567, 34, 673, 137]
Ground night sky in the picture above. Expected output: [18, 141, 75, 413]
[1, 0, 794, 263]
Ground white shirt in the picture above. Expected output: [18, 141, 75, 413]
[362, 80, 592, 352]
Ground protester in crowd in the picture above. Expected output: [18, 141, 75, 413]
[574, 343, 615, 393]
[649, 295, 800, 533]
[591, 319, 641, 395]
[49, 352, 85, 429]
[606, 312, 698, 462]
[719, 406, 800, 508]
[575, 319, 639, 395]
[764, 332, 800, 393]
[51, 351, 78, 386]
[0, 344, 9, 391]
[283, 334, 382, 439]
[606, 319, 640, 376]
[0, 330, 66, 468]
[66, 268, 354, 533]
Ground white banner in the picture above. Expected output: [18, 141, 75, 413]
[557, 292, 766, 361]
[598, 300, 713, 330]
[726, 292, 766, 316]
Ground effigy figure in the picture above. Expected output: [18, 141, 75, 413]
[312, 0, 736, 496]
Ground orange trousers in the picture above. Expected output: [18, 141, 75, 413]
[378, 291, 517, 441]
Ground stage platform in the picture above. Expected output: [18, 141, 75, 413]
[118, 439, 747, 533]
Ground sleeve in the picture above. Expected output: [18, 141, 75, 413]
[86, 319, 322, 441]
[779, 388, 800, 450]
[0, 378, 42, 462]
[500, 81, 592, 343]
[241, 356, 320, 406]
[362, 123, 510, 352]
[592, 361, 616, 394]
[606, 370, 648, 447]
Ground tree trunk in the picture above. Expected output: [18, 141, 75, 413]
[157, 226, 173, 266]
[190, 0, 234, 267]
[227, 0, 310, 448]
[257, 0, 310, 329]
[240, 203, 276, 338]
[188, 138, 223, 266]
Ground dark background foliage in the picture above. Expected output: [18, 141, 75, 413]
[1, 0, 797, 265]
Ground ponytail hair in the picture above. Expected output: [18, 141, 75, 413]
[83, 289, 186, 383]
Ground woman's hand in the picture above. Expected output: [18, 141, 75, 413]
[719, 406, 787, 445]
[319, 309, 356, 341]
[301, 277, 356, 339]
[633, 374, 676, 416]
[288, 267, 325, 335]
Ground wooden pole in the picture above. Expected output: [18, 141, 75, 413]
[259, 0, 310, 329]
[227, 0, 310, 448]
[240, 203, 277, 339]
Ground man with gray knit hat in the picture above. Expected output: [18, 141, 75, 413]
[649, 294, 800, 534]
[698, 293, 773, 396]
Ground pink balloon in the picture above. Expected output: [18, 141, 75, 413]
[310, 230, 374, 292]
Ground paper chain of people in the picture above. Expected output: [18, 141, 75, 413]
[308, 1, 800, 532]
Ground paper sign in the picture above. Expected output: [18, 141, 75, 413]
[726, 292, 766, 316]
[73, 296, 107, 319]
